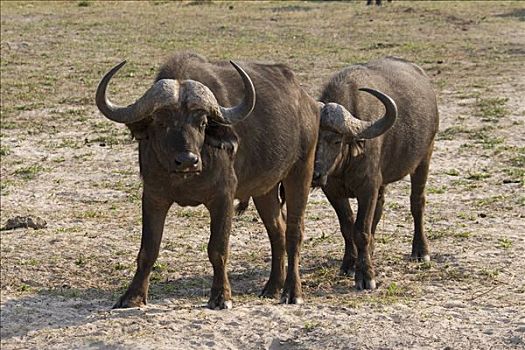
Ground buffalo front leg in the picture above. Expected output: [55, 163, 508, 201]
[323, 185, 356, 277]
[206, 194, 234, 309]
[254, 185, 286, 299]
[354, 186, 379, 290]
[114, 191, 171, 308]
[410, 153, 432, 262]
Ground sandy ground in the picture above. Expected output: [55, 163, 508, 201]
[1, 1, 524, 349]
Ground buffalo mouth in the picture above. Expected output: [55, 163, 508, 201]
[170, 170, 202, 179]
[170, 170, 201, 181]
[171, 169, 201, 174]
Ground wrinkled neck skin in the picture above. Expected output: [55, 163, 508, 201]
[139, 139, 236, 207]
[322, 143, 361, 198]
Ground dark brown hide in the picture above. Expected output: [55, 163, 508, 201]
[98, 52, 319, 309]
[314, 57, 439, 290]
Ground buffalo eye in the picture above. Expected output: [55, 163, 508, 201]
[196, 113, 207, 131]
[333, 140, 342, 145]
[191, 110, 207, 131]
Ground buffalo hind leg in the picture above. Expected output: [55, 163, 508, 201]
[323, 185, 356, 277]
[280, 152, 315, 304]
[410, 154, 432, 262]
[254, 185, 286, 299]
[370, 185, 386, 257]
[114, 190, 171, 308]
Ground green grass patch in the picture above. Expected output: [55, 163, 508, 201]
[376, 234, 394, 245]
[466, 171, 491, 181]
[76, 210, 104, 219]
[153, 261, 168, 273]
[345, 284, 414, 309]
[0, 145, 10, 156]
[17, 284, 32, 292]
[304, 321, 320, 332]
[1, 121, 18, 130]
[75, 256, 86, 267]
[89, 133, 131, 146]
[454, 231, 472, 239]
[55, 226, 82, 234]
[427, 185, 447, 194]
[385, 282, 403, 297]
[479, 268, 499, 279]
[437, 125, 470, 141]
[468, 129, 504, 149]
[476, 97, 509, 122]
[176, 208, 207, 219]
[14, 164, 45, 180]
[445, 168, 460, 176]
[307, 213, 322, 221]
[58, 139, 83, 149]
[427, 228, 452, 240]
[503, 167, 524, 185]
[509, 150, 525, 168]
[497, 238, 512, 249]
[474, 194, 505, 207]
[457, 211, 476, 221]
[418, 261, 433, 271]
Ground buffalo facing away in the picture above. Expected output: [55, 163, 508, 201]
[96, 53, 320, 309]
[313, 57, 439, 290]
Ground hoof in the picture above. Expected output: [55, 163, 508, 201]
[259, 282, 282, 299]
[207, 296, 233, 310]
[259, 285, 281, 299]
[339, 266, 356, 278]
[113, 293, 146, 309]
[280, 294, 304, 305]
[221, 300, 233, 310]
[355, 278, 376, 291]
[340, 257, 356, 277]
[410, 253, 430, 262]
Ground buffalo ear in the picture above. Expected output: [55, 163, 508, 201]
[126, 118, 151, 140]
[349, 139, 366, 157]
[204, 123, 239, 156]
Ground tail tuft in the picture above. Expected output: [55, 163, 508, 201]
[235, 199, 250, 216]
[279, 183, 286, 208]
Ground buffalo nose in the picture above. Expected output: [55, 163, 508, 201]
[175, 152, 199, 168]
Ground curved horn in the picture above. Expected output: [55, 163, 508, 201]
[96, 61, 180, 124]
[217, 61, 256, 125]
[320, 88, 397, 139]
[355, 88, 397, 139]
